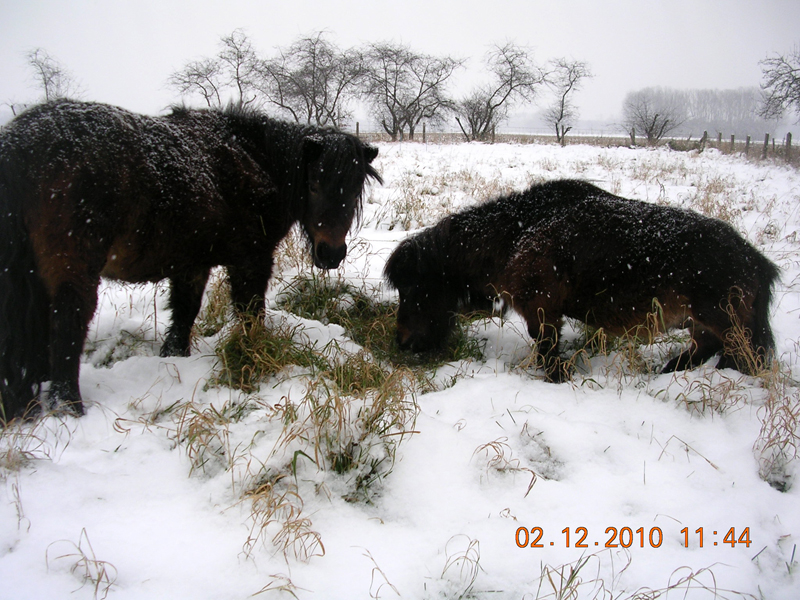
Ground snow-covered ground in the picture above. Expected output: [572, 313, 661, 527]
[2, 141, 799, 599]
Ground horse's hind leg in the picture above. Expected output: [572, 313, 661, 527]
[48, 280, 99, 415]
[662, 323, 724, 373]
[661, 288, 759, 375]
[161, 269, 211, 357]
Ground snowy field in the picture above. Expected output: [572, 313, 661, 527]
[2, 141, 800, 599]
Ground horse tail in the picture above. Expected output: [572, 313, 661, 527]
[0, 156, 51, 422]
[748, 254, 780, 367]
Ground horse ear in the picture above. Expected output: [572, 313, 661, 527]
[302, 134, 325, 164]
[363, 143, 379, 164]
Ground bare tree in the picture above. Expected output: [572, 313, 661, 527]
[167, 58, 224, 107]
[169, 29, 261, 109]
[362, 43, 410, 140]
[543, 59, 592, 146]
[454, 42, 545, 142]
[622, 87, 686, 145]
[259, 31, 365, 128]
[759, 45, 800, 122]
[363, 42, 461, 140]
[402, 53, 462, 140]
[217, 29, 261, 108]
[26, 48, 82, 102]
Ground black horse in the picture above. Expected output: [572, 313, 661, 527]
[385, 179, 779, 381]
[0, 99, 381, 420]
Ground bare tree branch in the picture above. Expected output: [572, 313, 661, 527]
[167, 58, 223, 107]
[218, 29, 261, 108]
[25, 48, 83, 102]
[259, 31, 365, 128]
[759, 46, 800, 122]
[168, 29, 261, 109]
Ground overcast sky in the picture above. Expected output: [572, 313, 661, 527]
[1, 0, 798, 127]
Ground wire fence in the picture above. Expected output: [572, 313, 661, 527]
[353, 126, 796, 164]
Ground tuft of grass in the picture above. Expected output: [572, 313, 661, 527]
[277, 273, 486, 373]
[528, 549, 758, 599]
[439, 535, 483, 600]
[684, 175, 740, 225]
[252, 573, 302, 599]
[206, 276, 424, 501]
[243, 472, 325, 563]
[473, 437, 537, 497]
[236, 351, 419, 557]
[362, 548, 402, 599]
[85, 329, 153, 368]
[274, 224, 313, 273]
[200, 277, 424, 554]
[175, 401, 233, 477]
[0, 422, 47, 473]
[754, 361, 800, 492]
[273, 359, 418, 503]
[673, 371, 751, 416]
[193, 269, 232, 339]
[46, 529, 118, 600]
[387, 172, 432, 231]
[212, 314, 327, 393]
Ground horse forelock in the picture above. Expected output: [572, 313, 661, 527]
[305, 131, 382, 230]
[385, 223, 451, 291]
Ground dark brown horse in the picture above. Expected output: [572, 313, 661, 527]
[385, 179, 779, 381]
[0, 99, 381, 420]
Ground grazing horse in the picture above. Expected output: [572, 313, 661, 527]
[384, 179, 779, 381]
[0, 99, 381, 420]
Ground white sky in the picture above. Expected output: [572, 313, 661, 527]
[1, 0, 798, 125]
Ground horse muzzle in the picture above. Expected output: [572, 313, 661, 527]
[395, 324, 437, 353]
[313, 240, 347, 269]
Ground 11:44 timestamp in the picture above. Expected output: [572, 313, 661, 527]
[682, 527, 751, 548]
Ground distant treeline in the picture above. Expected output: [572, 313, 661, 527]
[625, 86, 775, 139]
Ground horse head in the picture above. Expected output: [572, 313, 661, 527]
[384, 233, 454, 352]
[300, 133, 380, 269]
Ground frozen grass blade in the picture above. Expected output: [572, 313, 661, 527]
[46, 529, 118, 600]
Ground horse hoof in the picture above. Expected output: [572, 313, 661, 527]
[46, 382, 85, 417]
[159, 339, 191, 358]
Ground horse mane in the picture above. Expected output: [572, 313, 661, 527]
[165, 104, 381, 226]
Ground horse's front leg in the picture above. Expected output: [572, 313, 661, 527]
[48, 280, 99, 416]
[227, 262, 273, 320]
[161, 269, 211, 357]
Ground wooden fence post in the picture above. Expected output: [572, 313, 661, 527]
[491, 125, 495, 144]
[730, 134, 735, 153]
[356, 122, 359, 138]
[630, 128, 636, 146]
[717, 132, 722, 148]
[423, 122, 426, 144]
[762, 133, 770, 159]
[745, 135, 751, 156]
[787, 132, 793, 163]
